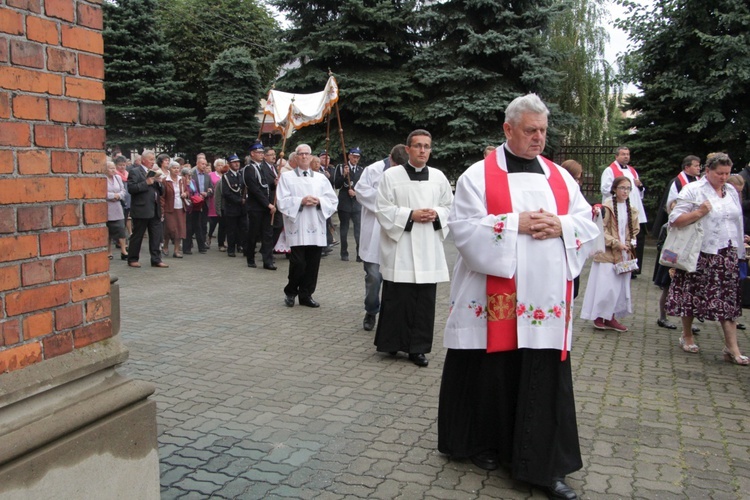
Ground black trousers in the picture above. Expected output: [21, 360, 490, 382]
[224, 214, 245, 254]
[128, 215, 163, 264]
[247, 209, 273, 265]
[338, 210, 361, 258]
[184, 207, 208, 252]
[208, 215, 225, 247]
[635, 222, 646, 274]
[284, 245, 322, 299]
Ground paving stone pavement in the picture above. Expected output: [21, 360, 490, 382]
[115, 233, 750, 499]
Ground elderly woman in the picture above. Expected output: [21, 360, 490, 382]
[666, 153, 747, 365]
[105, 160, 128, 260]
[161, 161, 189, 258]
[207, 158, 226, 250]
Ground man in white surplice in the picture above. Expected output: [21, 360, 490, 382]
[438, 94, 599, 500]
[374, 129, 453, 367]
[277, 144, 338, 308]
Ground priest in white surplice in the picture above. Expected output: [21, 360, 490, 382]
[438, 94, 599, 500]
[277, 144, 338, 308]
[374, 130, 453, 367]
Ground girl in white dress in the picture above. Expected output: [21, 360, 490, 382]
[580, 176, 639, 332]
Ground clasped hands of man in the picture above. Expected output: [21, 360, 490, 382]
[519, 209, 562, 240]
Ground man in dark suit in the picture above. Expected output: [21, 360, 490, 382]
[127, 149, 168, 268]
[334, 147, 364, 261]
[184, 156, 213, 255]
[245, 143, 278, 270]
[222, 154, 246, 257]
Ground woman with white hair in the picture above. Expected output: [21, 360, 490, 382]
[161, 160, 189, 258]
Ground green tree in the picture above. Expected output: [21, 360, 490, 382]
[549, 0, 622, 145]
[269, 0, 421, 162]
[413, 0, 567, 178]
[157, 0, 279, 156]
[203, 47, 264, 157]
[102, 0, 193, 154]
[617, 0, 750, 217]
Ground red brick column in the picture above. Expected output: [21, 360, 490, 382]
[0, 0, 111, 373]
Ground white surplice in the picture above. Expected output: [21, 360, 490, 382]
[277, 168, 338, 247]
[444, 147, 600, 351]
[376, 165, 453, 283]
[357, 159, 388, 264]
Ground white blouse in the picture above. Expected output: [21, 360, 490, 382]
[669, 176, 744, 257]
[165, 175, 184, 210]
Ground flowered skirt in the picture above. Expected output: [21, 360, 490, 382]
[666, 246, 741, 321]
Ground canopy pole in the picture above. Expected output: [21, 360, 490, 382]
[334, 101, 349, 184]
[271, 98, 295, 225]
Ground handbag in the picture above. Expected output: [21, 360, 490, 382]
[614, 255, 639, 274]
[183, 195, 192, 213]
[659, 220, 703, 273]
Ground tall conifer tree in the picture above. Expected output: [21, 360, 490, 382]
[413, 0, 565, 177]
[269, 0, 420, 161]
[102, 0, 193, 153]
[203, 47, 264, 157]
[618, 0, 750, 216]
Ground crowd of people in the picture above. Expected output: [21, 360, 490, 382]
[104, 93, 750, 500]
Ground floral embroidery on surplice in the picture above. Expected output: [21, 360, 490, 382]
[492, 215, 507, 243]
[467, 300, 486, 319]
[516, 301, 565, 326]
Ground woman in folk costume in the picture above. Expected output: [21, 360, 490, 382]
[439, 94, 599, 500]
[580, 176, 639, 332]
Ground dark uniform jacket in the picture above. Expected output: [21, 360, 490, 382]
[333, 162, 364, 213]
[128, 165, 163, 219]
[221, 169, 246, 217]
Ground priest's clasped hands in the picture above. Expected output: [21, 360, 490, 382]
[519, 209, 562, 240]
[412, 208, 438, 223]
[301, 195, 320, 206]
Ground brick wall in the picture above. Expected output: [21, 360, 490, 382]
[0, 0, 110, 373]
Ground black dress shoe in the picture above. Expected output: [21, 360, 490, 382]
[284, 295, 295, 307]
[227, 252, 236, 257]
[247, 261, 257, 268]
[470, 451, 499, 471]
[263, 264, 277, 270]
[657, 318, 677, 329]
[183, 250, 193, 255]
[356, 256, 363, 262]
[408, 353, 428, 367]
[341, 255, 349, 261]
[542, 478, 578, 500]
[299, 297, 320, 308]
[363, 313, 376, 331]
[738, 323, 746, 330]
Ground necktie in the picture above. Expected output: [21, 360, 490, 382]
[303, 171, 308, 176]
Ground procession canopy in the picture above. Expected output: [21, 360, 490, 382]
[264, 76, 339, 138]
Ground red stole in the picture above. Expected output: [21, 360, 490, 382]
[676, 172, 690, 189]
[609, 162, 638, 180]
[484, 152, 573, 360]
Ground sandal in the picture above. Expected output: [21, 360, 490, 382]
[679, 336, 700, 353]
[723, 348, 749, 366]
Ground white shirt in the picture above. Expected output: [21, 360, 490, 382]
[444, 147, 599, 351]
[669, 176, 744, 257]
[357, 159, 389, 264]
[277, 168, 338, 247]
[601, 163, 647, 223]
[376, 164, 453, 283]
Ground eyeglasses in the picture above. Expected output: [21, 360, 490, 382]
[410, 144, 432, 151]
[616, 186, 632, 192]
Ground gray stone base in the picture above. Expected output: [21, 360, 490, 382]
[0, 362, 159, 499]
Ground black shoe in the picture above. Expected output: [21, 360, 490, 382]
[120, 253, 128, 260]
[199, 250, 207, 254]
[227, 252, 236, 257]
[389, 351, 398, 356]
[263, 264, 277, 270]
[408, 353, 428, 367]
[284, 295, 295, 307]
[247, 261, 257, 268]
[657, 318, 677, 330]
[470, 451, 499, 471]
[341, 255, 349, 261]
[183, 250, 193, 255]
[738, 323, 746, 330]
[542, 478, 578, 500]
[363, 313, 376, 331]
[692, 326, 700, 334]
[630, 274, 637, 279]
[299, 297, 320, 308]
[356, 256, 363, 263]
